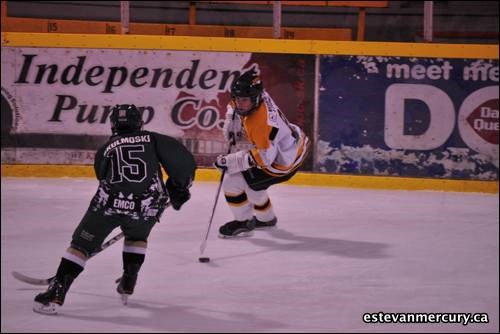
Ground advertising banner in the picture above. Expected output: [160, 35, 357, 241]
[318, 56, 498, 180]
[1, 47, 314, 168]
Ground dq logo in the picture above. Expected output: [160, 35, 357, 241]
[466, 100, 498, 145]
[385, 84, 498, 162]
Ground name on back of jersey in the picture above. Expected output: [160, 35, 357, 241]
[104, 135, 151, 155]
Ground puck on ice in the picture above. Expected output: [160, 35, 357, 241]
[198, 257, 210, 263]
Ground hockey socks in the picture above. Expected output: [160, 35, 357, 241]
[117, 249, 145, 304]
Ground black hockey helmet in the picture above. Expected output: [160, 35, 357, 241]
[110, 104, 143, 134]
[231, 69, 263, 116]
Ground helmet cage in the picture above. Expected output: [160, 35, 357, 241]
[231, 69, 263, 116]
[232, 95, 262, 117]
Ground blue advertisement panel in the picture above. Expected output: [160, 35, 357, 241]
[318, 56, 499, 180]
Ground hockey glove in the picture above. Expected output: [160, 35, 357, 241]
[222, 109, 243, 142]
[165, 178, 191, 211]
[214, 150, 255, 175]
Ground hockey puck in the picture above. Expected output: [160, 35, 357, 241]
[198, 257, 210, 263]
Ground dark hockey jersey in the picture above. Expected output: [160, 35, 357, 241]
[90, 130, 196, 220]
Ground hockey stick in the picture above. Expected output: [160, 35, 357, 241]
[13, 201, 171, 286]
[12, 231, 125, 286]
[199, 116, 238, 256]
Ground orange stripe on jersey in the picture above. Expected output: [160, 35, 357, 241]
[242, 103, 272, 150]
[261, 160, 304, 177]
[250, 147, 266, 168]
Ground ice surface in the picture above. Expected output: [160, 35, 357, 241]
[1, 177, 498, 332]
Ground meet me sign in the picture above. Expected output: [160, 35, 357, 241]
[318, 56, 498, 180]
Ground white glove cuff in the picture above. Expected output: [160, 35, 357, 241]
[225, 150, 254, 174]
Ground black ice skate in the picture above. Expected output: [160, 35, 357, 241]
[253, 216, 278, 229]
[219, 219, 256, 238]
[33, 277, 71, 315]
[116, 273, 138, 305]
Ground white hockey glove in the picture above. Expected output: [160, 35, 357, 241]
[222, 109, 243, 142]
[214, 150, 255, 174]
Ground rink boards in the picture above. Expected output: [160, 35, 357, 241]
[1, 164, 497, 194]
[1, 32, 498, 187]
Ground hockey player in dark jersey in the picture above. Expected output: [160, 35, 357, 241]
[33, 104, 196, 315]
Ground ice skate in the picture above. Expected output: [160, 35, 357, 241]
[219, 219, 255, 238]
[116, 273, 138, 305]
[33, 278, 70, 315]
[253, 216, 278, 229]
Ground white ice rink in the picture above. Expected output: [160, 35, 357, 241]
[1, 177, 498, 332]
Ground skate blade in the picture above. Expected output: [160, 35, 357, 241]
[33, 301, 59, 315]
[254, 225, 277, 230]
[120, 294, 129, 305]
[218, 230, 255, 239]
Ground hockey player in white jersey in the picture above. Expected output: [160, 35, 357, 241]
[214, 68, 310, 237]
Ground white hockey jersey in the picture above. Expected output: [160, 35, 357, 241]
[229, 91, 310, 176]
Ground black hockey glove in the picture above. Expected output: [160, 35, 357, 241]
[165, 178, 191, 211]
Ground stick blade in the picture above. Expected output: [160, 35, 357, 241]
[12, 271, 51, 285]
